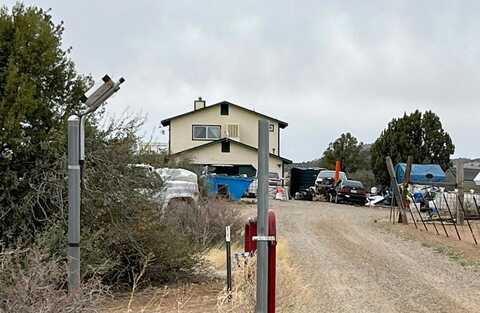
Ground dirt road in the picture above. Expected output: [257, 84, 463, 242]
[275, 200, 480, 313]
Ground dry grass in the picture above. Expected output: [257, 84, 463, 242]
[101, 239, 311, 313]
[0, 248, 106, 313]
[216, 240, 312, 313]
[101, 283, 221, 313]
[379, 221, 480, 266]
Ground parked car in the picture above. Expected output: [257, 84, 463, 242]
[245, 172, 285, 198]
[311, 170, 347, 200]
[269, 172, 283, 186]
[129, 165, 200, 213]
[333, 180, 367, 205]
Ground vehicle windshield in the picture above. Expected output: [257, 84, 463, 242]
[318, 170, 347, 180]
[344, 180, 364, 188]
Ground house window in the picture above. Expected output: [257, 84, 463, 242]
[221, 141, 230, 153]
[221, 102, 229, 115]
[192, 125, 221, 140]
[269, 124, 275, 132]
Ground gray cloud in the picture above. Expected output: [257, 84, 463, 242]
[7, 0, 480, 160]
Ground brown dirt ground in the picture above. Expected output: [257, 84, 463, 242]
[276, 200, 480, 313]
[101, 200, 480, 312]
[379, 222, 480, 266]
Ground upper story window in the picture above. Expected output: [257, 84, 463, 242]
[221, 141, 230, 153]
[192, 125, 221, 140]
[220, 103, 229, 115]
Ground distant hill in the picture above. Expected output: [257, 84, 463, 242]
[452, 157, 480, 168]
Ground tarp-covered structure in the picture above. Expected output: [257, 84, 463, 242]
[395, 163, 446, 184]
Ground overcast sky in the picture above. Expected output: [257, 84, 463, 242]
[6, 0, 480, 161]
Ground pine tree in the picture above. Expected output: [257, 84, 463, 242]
[0, 4, 89, 243]
[370, 110, 455, 186]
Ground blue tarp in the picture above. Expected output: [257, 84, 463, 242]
[395, 163, 446, 184]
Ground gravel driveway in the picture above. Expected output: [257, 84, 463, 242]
[274, 200, 480, 313]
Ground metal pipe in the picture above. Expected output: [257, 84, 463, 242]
[457, 194, 478, 245]
[472, 195, 480, 216]
[226, 226, 232, 294]
[409, 193, 428, 232]
[406, 196, 418, 229]
[256, 119, 269, 313]
[67, 115, 81, 292]
[429, 194, 449, 237]
[443, 193, 461, 241]
[425, 204, 440, 235]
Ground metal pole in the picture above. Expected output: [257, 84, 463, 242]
[456, 160, 465, 225]
[428, 194, 449, 237]
[472, 195, 480, 216]
[385, 157, 408, 224]
[67, 115, 81, 292]
[443, 193, 461, 240]
[256, 119, 269, 313]
[409, 193, 428, 232]
[457, 194, 477, 245]
[406, 197, 418, 229]
[226, 225, 232, 294]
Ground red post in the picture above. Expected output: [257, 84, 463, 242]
[244, 223, 251, 252]
[267, 210, 276, 313]
[335, 160, 341, 182]
[244, 218, 258, 254]
[250, 219, 257, 252]
[243, 212, 276, 312]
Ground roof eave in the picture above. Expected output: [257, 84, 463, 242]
[161, 101, 288, 128]
[170, 137, 292, 164]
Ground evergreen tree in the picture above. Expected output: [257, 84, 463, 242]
[0, 4, 88, 243]
[370, 110, 455, 186]
[321, 132, 365, 174]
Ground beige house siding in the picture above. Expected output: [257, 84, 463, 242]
[174, 142, 284, 177]
[169, 104, 280, 155]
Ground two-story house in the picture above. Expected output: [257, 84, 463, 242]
[161, 98, 291, 178]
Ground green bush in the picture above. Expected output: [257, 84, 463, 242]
[0, 3, 242, 291]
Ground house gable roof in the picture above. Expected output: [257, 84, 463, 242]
[170, 137, 292, 164]
[161, 101, 288, 128]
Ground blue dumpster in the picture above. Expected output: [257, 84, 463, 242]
[207, 175, 253, 201]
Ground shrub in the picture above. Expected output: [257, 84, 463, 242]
[0, 248, 105, 313]
[164, 199, 243, 249]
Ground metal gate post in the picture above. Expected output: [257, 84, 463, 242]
[67, 115, 81, 292]
[256, 119, 269, 313]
